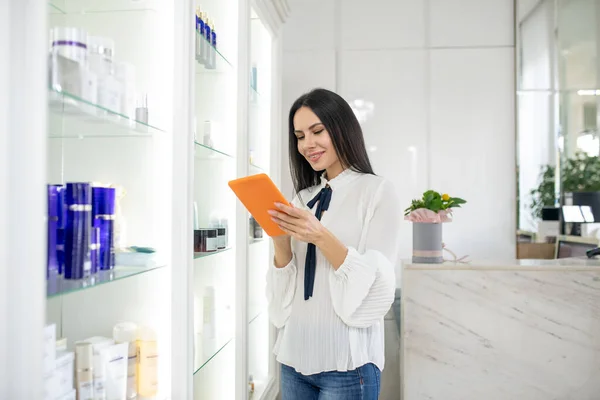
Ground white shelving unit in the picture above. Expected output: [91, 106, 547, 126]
[189, 0, 289, 399]
[1, 0, 288, 399]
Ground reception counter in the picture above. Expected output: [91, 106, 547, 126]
[400, 258, 600, 400]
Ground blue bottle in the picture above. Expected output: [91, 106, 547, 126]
[52, 184, 67, 274]
[210, 25, 217, 69]
[47, 185, 60, 278]
[92, 187, 116, 270]
[204, 16, 212, 66]
[64, 183, 92, 280]
[90, 227, 100, 274]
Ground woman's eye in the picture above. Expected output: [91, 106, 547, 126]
[297, 136, 304, 140]
[314, 129, 324, 134]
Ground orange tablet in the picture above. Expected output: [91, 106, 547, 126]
[228, 173, 291, 237]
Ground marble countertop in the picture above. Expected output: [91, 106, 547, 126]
[401, 257, 600, 271]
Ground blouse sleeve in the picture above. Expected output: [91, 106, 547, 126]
[265, 195, 301, 329]
[266, 256, 297, 329]
[329, 179, 401, 328]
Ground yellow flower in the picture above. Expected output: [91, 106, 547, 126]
[442, 193, 450, 201]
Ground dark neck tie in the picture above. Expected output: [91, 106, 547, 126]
[304, 185, 333, 300]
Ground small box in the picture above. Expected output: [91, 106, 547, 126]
[48, 53, 98, 105]
[56, 388, 76, 400]
[43, 324, 57, 377]
[44, 373, 59, 400]
[55, 351, 75, 397]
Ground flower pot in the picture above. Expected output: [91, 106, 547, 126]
[412, 222, 443, 264]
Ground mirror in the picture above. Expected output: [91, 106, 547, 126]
[516, 0, 600, 255]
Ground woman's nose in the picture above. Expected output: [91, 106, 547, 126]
[303, 134, 316, 148]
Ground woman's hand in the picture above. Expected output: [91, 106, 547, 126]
[268, 202, 326, 245]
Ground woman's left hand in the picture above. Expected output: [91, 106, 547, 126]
[268, 202, 325, 244]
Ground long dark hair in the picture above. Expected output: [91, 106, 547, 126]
[288, 88, 374, 194]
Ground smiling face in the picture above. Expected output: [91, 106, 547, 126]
[293, 106, 344, 179]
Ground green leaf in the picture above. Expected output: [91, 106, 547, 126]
[450, 197, 466, 205]
[429, 198, 443, 212]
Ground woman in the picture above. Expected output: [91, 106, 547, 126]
[266, 88, 401, 399]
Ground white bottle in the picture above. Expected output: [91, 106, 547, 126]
[113, 186, 127, 251]
[203, 286, 216, 340]
[88, 36, 121, 113]
[114, 61, 136, 119]
[113, 322, 138, 399]
[83, 336, 114, 400]
[203, 120, 213, 147]
[75, 342, 95, 400]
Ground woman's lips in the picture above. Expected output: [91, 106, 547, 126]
[307, 151, 324, 162]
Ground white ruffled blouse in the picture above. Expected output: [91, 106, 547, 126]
[266, 169, 401, 375]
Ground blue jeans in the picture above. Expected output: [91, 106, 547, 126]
[281, 363, 381, 400]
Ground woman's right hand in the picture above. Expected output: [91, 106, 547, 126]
[272, 234, 292, 268]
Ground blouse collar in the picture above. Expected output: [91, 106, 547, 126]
[320, 168, 360, 190]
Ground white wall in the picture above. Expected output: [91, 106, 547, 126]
[281, 0, 516, 261]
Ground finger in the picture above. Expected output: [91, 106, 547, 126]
[280, 225, 304, 242]
[276, 202, 302, 217]
[273, 218, 300, 234]
[268, 210, 298, 224]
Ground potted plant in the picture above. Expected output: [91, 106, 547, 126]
[404, 190, 466, 263]
[529, 152, 600, 222]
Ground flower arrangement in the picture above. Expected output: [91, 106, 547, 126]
[404, 190, 466, 223]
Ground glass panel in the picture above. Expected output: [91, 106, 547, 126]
[248, 312, 270, 399]
[247, 10, 274, 397]
[192, 1, 239, 395]
[45, 2, 173, 398]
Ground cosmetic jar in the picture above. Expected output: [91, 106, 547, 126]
[194, 228, 218, 252]
[217, 228, 226, 249]
[92, 187, 116, 270]
[64, 183, 92, 280]
[51, 27, 88, 64]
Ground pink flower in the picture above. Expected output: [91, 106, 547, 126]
[404, 208, 453, 223]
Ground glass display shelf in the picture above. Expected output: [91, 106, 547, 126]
[48, 89, 164, 138]
[252, 380, 268, 400]
[516, 88, 600, 94]
[193, 305, 263, 375]
[195, 31, 233, 74]
[46, 264, 166, 298]
[194, 336, 233, 375]
[249, 163, 266, 175]
[249, 309, 263, 325]
[48, 1, 66, 14]
[250, 84, 261, 104]
[48, 0, 161, 14]
[194, 247, 233, 259]
[194, 141, 235, 160]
